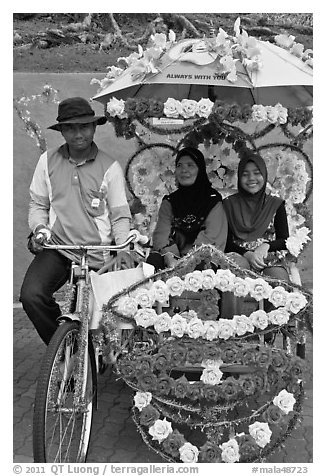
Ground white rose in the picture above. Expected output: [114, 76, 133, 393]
[200, 366, 223, 385]
[186, 317, 205, 339]
[201, 269, 216, 290]
[165, 276, 185, 296]
[203, 320, 220, 341]
[214, 269, 235, 292]
[286, 292, 308, 314]
[252, 104, 268, 122]
[246, 277, 272, 301]
[249, 421, 272, 448]
[273, 389, 296, 414]
[217, 319, 236, 340]
[163, 97, 183, 118]
[180, 99, 198, 118]
[274, 103, 288, 124]
[201, 358, 223, 369]
[179, 442, 199, 463]
[233, 277, 250, 297]
[266, 105, 279, 124]
[233, 314, 255, 336]
[197, 98, 214, 118]
[133, 287, 156, 308]
[250, 309, 269, 330]
[148, 418, 173, 443]
[220, 438, 240, 463]
[151, 280, 170, 303]
[134, 391, 152, 411]
[268, 307, 290, 325]
[106, 97, 126, 118]
[184, 270, 203, 292]
[134, 308, 157, 328]
[170, 314, 188, 338]
[286, 236, 302, 257]
[182, 309, 198, 322]
[269, 286, 290, 308]
[116, 296, 138, 317]
[153, 312, 172, 333]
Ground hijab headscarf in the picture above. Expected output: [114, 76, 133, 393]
[223, 150, 283, 241]
[165, 147, 222, 245]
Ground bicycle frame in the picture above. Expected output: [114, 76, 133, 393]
[42, 233, 143, 406]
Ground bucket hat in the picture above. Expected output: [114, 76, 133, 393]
[48, 97, 107, 131]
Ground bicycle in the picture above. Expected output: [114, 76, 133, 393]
[33, 231, 148, 463]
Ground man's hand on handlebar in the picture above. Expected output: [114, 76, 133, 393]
[28, 225, 51, 254]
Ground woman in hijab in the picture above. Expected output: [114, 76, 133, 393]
[147, 147, 228, 270]
[222, 149, 290, 318]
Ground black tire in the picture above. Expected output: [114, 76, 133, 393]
[33, 321, 97, 462]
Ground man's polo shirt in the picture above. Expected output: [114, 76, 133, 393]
[29, 142, 131, 269]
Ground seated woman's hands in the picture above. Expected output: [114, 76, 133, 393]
[244, 243, 270, 271]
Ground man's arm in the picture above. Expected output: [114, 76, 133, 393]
[105, 160, 131, 246]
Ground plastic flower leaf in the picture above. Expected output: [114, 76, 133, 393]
[117, 51, 142, 68]
[168, 29, 176, 43]
[234, 17, 241, 36]
[220, 55, 238, 71]
[275, 34, 296, 49]
[290, 42, 305, 58]
[105, 65, 124, 78]
[217, 28, 228, 42]
[144, 46, 163, 62]
[150, 32, 167, 49]
[227, 70, 238, 83]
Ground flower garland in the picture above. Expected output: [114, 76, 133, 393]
[14, 84, 60, 153]
[99, 245, 313, 346]
[92, 17, 312, 94]
[274, 34, 313, 68]
[117, 340, 305, 406]
[113, 267, 308, 343]
[106, 96, 312, 129]
[131, 382, 303, 463]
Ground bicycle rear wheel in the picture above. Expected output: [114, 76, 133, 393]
[33, 321, 97, 462]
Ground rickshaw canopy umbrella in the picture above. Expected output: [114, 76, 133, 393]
[93, 39, 313, 107]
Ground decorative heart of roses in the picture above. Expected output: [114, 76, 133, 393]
[99, 244, 311, 463]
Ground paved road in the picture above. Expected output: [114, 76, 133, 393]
[13, 306, 312, 464]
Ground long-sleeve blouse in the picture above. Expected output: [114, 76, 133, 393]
[225, 201, 289, 255]
[152, 199, 228, 257]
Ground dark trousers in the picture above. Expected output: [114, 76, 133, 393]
[20, 250, 71, 345]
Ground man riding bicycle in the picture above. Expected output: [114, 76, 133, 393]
[20, 97, 133, 345]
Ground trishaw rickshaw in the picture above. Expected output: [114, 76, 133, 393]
[32, 19, 313, 464]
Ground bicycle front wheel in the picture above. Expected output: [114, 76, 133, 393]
[33, 321, 97, 463]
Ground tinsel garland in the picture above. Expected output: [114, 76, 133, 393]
[100, 245, 313, 340]
[131, 383, 304, 463]
[73, 283, 91, 405]
[60, 283, 76, 314]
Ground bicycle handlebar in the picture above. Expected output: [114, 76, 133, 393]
[41, 230, 149, 252]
